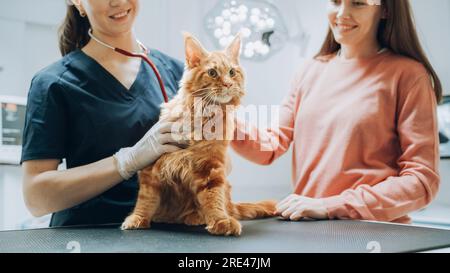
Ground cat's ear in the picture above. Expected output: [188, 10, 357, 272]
[183, 32, 208, 69]
[225, 33, 242, 65]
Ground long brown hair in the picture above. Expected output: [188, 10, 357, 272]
[316, 0, 442, 102]
[58, 4, 91, 56]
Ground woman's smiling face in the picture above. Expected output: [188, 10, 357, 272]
[327, 0, 384, 48]
[74, 0, 140, 36]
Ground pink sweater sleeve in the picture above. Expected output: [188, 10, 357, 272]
[322, 75, 441, 222]
[230, 67, 304, 165]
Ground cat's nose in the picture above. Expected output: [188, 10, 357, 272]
[222, 82, 233, 88]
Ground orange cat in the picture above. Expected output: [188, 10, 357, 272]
[121, 33, 276, 236]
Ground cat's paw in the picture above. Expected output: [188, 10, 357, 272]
[184, 212, 205, 226]
[262, 200, 278, 216]
[121, 214, 150, 230]
[206, 218, 242, 236]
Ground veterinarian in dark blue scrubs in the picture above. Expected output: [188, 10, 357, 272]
[21, 0, 185, 227]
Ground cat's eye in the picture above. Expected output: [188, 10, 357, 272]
[353, 1, 367, 6]
[208, 69, 218, 78]
[229, 68, 236, 77]
[329, 0, 340, 5]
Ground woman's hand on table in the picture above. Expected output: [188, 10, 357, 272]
[275, 194, 329, 220]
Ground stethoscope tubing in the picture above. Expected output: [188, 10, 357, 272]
[88, 29, 169, 103]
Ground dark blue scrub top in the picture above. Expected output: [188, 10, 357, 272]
[21, 48, 184, 227]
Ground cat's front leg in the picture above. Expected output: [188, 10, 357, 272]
[121, 169, 161, 230]
[183, 211, 205, 226]
[196, 168, 242, 236]
[121, 214, 150, 230]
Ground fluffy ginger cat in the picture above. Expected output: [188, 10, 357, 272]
[121, 33, 276, 236]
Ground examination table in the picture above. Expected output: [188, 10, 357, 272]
[1, 218, 450, 253]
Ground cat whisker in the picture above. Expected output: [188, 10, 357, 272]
[229, 87, 244, 97]
[203, 92, 217, 107]
[191, 88, 209, 94]
[203, 90, 217, 103]
[191, 87, 222, 96]
[192, 92, 214, 110]
[199, 89, 220, 101]
[190, 88, 210, 96]
[191, 87, 221, 98]
[206, 93, 219, 107]
[204, 96, 214, 107]
[206, 91, 223, 107]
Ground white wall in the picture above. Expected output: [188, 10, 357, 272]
[411, 0, 450, 95]
[0, 0, 65, 96]
[0, 166, 31, 230]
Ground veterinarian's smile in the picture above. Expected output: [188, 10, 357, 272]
[108, 8, 132, 23]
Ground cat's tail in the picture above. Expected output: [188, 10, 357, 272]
[230, 200, 277, 220]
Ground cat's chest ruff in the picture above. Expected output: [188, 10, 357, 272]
[187, 140, 228, 152]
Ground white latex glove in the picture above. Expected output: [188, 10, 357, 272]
[113, 119, 187, 180]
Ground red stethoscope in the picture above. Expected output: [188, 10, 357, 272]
[88, 29, 169, 103]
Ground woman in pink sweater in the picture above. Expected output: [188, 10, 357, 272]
[231, 0, 443, 223]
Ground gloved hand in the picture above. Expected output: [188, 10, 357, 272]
[113, 119, 188, 180]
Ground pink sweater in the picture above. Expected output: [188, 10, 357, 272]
[231, 50, 440, 224]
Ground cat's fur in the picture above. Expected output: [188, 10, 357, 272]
[121, 33, 276, 236]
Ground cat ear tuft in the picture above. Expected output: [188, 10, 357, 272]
[226, 33, 242, 65]
[183, 32, 208, 69]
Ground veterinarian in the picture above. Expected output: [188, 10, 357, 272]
[231, 0, 442, 224]
[21, 0, 187, 227]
